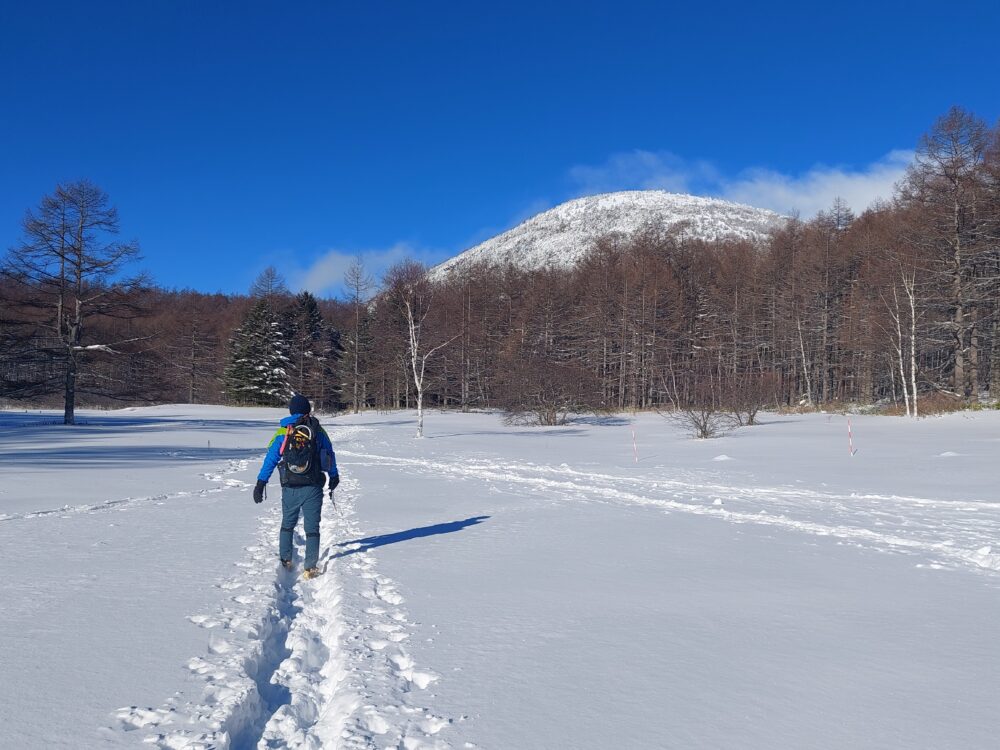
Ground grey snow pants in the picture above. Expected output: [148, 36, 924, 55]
[279, 484, 323, 569]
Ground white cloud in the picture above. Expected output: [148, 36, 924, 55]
[568, 149, 914, 217]
[288, 242, 425, 299]
[720, 150, 913, 217]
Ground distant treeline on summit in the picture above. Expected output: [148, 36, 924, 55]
[2, 107, 999, 423]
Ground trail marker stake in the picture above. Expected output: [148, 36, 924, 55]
[631, 426, 639, 464]
[848, 417, 857, 456]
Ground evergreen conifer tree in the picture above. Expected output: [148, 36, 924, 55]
[287, 291, 325, 398]
[224, 297, 291, 406]
[286, 291, 345, 411]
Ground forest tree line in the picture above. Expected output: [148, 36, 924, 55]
[2, 107, 998, 424]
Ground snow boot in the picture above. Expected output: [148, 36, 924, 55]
[303, 567, 322, 580]
[280, 559, 293, 571]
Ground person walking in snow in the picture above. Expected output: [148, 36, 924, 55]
[252, 394, 339, 579]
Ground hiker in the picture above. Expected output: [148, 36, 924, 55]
[252, 394, 339, 578]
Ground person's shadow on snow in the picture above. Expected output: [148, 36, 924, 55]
[333, 516, 490, 558]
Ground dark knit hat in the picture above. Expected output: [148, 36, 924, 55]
[289, 394, 311, 415]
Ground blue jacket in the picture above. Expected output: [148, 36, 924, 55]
[257, 413, 338, 483]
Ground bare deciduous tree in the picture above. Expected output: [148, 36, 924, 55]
[2, 181, 144, 423]
[383, 261, 457, 438]
[898, 107, 994, 400]
[344, 255, 375, 413]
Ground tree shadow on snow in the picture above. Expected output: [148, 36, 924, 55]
[426, 429, 586, 438]
[334, 515, 490, 558]
[568, 415, 631, 426]
[0, 412, 277, 446]
[0, 445, 261, 469]
[330, 419, 415, 428]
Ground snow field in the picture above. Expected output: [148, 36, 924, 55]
[333, 410, 1000, 749]
[3, 406, 1000, 748]
[337, 447, 1000, 577]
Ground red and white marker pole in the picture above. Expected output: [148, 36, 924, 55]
[848, 417, 856, 456]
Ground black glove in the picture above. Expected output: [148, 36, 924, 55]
[252, 480, 266, 504]
[328, 474, 340, 495]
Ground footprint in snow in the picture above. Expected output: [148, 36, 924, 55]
[376, 585, 404, 605]
[206, 633, 233, 655]
[362, 710, 391, 735]
[187, 614, 221, 629]
[401, 670, 438, 690]
[113, 705, 176, 731]
[389, 652, 415, 671]
[418, 714, 452, 734]
[185, 656, 224, 679]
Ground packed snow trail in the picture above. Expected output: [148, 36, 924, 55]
[111, 429, 454, 749]
[0, 410, 454, 748]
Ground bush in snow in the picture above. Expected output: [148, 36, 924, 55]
[663, 405, 736, 439]
[497, 356, 601, 427]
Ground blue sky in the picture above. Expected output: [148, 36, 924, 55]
[2, 1, 998, 297]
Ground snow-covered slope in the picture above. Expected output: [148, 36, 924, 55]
[4, 407, 1000, 747]
[432, 191, 786, 277]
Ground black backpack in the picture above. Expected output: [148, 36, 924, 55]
[278, 416, 323, 487]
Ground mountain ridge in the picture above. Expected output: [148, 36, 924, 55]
[431, 190, 786, 277]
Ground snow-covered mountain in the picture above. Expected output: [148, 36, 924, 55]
[431, 191, 786, 277]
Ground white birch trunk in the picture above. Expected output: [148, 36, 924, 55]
[797, 318, 813, 406]
[904, 273, 920, 418]
[891, 287, 911, 417]
[405, 299, 425, 438]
